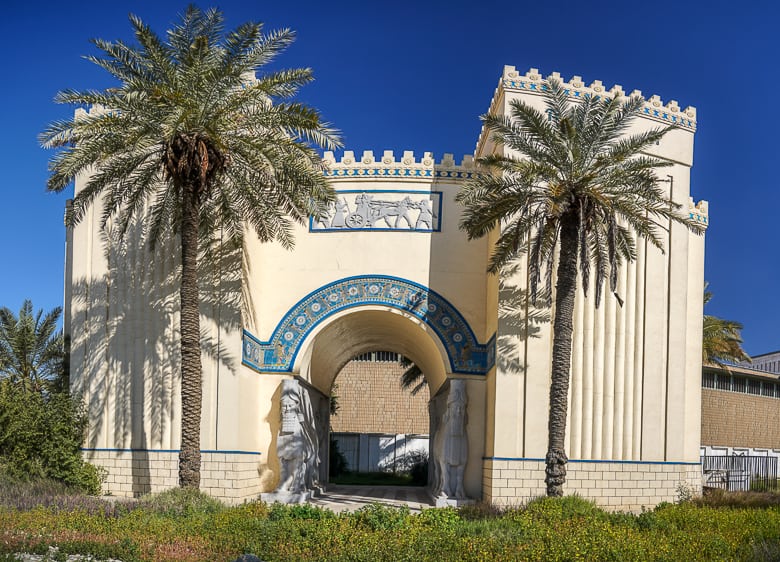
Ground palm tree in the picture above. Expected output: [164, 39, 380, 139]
[457, 78, 702, 496]
[0, 301, 64, 394]
[703, 285, 750, 366]
[41, 7, 340, 488]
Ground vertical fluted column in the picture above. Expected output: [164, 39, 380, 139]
[581, 289, 594, 458]
[570, 291, 585, 457]
[602, 287, 617, 458]
[592, 296, 605, 457]
[632, 240, 646, 458]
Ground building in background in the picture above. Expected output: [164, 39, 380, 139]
[744, 351, 780, 374]
[331, 352, 429, 474]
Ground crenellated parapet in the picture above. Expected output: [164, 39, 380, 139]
[689, 197, 709, 227]
[500, 66, 697, 132]
[322, 150, 476, 182]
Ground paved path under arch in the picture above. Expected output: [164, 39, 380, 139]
[309, 485, 434, 513]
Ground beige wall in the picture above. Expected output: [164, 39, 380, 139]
[482, 66, 707, 465]
[702, 388, 780, 449]
[331, 358, 429, 435]
[483, 459, 702, 511]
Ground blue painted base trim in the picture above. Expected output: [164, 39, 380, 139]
[483, 456, 700, 466]
[81, 447, 262, 456]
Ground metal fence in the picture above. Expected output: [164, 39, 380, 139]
[701, 455, 779, 492]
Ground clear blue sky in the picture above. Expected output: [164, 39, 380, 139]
[0, 1, 775, 354]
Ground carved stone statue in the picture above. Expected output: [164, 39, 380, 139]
[414, 199, 434, 229]
[330, 198, 348, 228]
[431, 379, 469, 504]
[269, 379, 320, 499]
[312, 192, 440, 231]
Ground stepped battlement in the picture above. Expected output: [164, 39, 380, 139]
[689, 197, 709, 227]
[322, 150, 476, 181]
[500, 66, 697, 131]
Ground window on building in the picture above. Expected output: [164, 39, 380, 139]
[761, 382, 776, 397]
[715, 375, 731, 391]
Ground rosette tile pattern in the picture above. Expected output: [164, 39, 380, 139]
[242, 275, 495, 375]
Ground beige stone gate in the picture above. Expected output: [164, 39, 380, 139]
[66, 66, 708, 509]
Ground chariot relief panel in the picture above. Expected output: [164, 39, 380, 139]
[309, 190, 442, 232]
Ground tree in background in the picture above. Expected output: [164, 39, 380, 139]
[703, 284, 750, 366]
[457, 79, 701, 496]
[0, 300, 64, 393]
[41, 6, 340, 488]
[0, 300, 102, 493]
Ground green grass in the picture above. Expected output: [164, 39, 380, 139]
[329, 471, 422, 486]
[2, 482, 780, 561]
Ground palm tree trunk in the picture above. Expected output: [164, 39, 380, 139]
[179, 181, 202, 488]
[545, 214, 579, 496]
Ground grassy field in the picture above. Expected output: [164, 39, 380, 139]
[1, 480, 780, 561]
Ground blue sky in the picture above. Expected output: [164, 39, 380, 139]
[0, 1, 775, 354]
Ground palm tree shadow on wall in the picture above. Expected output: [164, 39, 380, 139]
[400, 259, 550, 393]
[496, 259, 551, 377]
[69, 214, 242, 496]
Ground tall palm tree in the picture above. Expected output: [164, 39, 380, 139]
[457, 78, 702, 496]
[0, 301, 64, 394]
[702, 285, 750, 366]
[41, 7, 340, 488]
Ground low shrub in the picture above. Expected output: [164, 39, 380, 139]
[694, 488, 780, 509]
[0, 475, 123, 516]
[3, 491, 780, 560]
[458, 501, 506, 520]
[268, 501, 335, 521]
[523, 494, 604, 520]
[0, 384, 103, 494]
[137, 487, 225, 517]
[352, 503, 410, 531]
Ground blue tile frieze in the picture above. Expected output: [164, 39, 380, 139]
[242, 275, 495, 375]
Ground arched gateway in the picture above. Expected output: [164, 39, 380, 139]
[65, 66, 708, 510]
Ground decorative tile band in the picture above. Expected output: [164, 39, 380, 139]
[323, 167, 476, 181]
[500, 66, 697, 132]
[502, 79, 696, 131]
[81, 448, 263, 455]
[322, 150, 477, 183]
[242, 275, 496, 375]
[310, 190, 442, 232]
[483, 456, 701, 465]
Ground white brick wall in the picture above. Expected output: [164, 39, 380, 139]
[84, 450, 262, 504]
[482, 458, 701, 511]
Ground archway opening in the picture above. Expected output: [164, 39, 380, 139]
[330, 350, 430, 485]
[298, 308, 449, 491]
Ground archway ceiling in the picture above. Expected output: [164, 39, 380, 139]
[307, 309, 448, 395]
